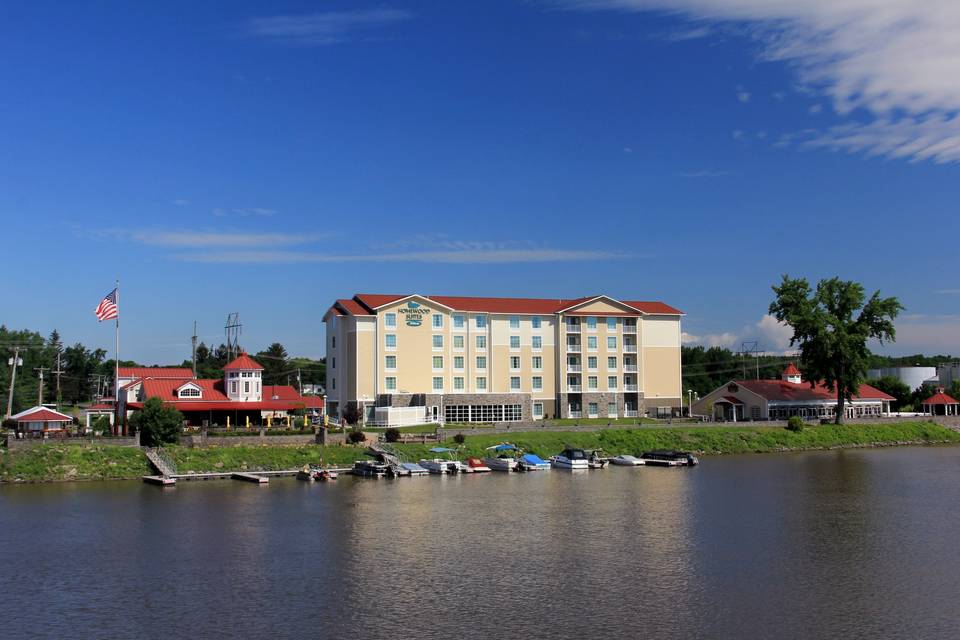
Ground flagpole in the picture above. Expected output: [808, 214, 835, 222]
[115, 279, 121, 436]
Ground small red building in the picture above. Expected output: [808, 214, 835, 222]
[12, 406, 74, 435]
[921, 389, 959, 416]
[120, 353, 323, 428]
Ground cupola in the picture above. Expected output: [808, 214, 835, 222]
[223, 352, 265, 402]
[782, 363, 802, 384]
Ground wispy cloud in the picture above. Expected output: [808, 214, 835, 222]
[212, 207, 278, 217]
[561, 0, 960, 163]
[736, 86, 751, 103]
[174, 248, 629, 265]
[172, 199, 191, 207]
[134, 231, 322, 248]
[243, 8, 411, 45]
[682, 314, 794, 352]
[934, 289, 960, 295]
[678, 169, 730, 178]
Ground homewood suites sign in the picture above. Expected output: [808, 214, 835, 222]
[399, 301, 431, 326]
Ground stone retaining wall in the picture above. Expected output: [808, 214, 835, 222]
[178, 432, 321, 448]
[4, 434, 140, 451]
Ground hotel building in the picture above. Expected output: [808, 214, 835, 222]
[323, 294, 683, 424]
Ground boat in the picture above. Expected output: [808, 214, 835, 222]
[483, 443, 520, 472]
[549, 448, 590, 470]
[399, 462, 429, 476]
[610, 454, 644, 466]
[314, 469, 338, 481]
[420, 447, 466, 474]
[466, 457, 491, 472]
[638, 449, 700, 467]
[587, 450, 608, 469]
[352, 460, 389, 477]
[517, 453, 551, 471]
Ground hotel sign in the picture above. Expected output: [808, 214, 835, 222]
[399, 301, 431, 327]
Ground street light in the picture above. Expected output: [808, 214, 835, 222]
[687, 389, 694, 417]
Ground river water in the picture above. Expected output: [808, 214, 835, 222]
[3, 446, 960, 639]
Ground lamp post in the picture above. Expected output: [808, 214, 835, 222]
[687, 389, 694, 417]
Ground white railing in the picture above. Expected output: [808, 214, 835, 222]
[623, 410, 638, 417]
[623, 345, 638, 353]
[567, 364, 582, 372]
[623, 365, 638, 372]
[568, 411, 582, 418]
[565, 324, 581, 333]
[624, 384, 639, 392]
[623, 324, 637, 333]
[566, 344, 581, 353]
[567, 385, 582, 392]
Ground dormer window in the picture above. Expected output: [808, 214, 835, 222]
[177, 382, 202, 399]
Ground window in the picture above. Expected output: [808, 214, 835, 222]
[751, 406, 761, 420]
[608, 376, 617, 389]
[608, 402, 617, 417]
[453, 334, 464, 350]
[532, 376, 542, 390]
[385, 334, 396, 349]
[244, 381, 250, 393]
[509, 316, 520, 329]
[476, 335, 487, 350]
[510, 376, 521, 390]
[454, 376, 465, 391]
[607, 336, 617, 350]
[607, 317, 616, 331]
[229, 372, 237, 378]
[588, 376, 598, 390]
[476, 356, 487, 370]
[433, 377, 443, 391]
[433, 335, 444, 349]
[588, 356, 597, 370]
[432, 314, 444, 329]
[476, 315, 487, 329]
[533, 402, 544, 418]
[385, 377, 396, 391]
[587, 336, 598, 351]
[331, 378, 335, 390]
[453, 314, 465, 329]
[385, 355, 397, 370]
[332, 357, 336, 369]
[476, 377, 487, 390]
[444, 403, 521, 422]
[454, 356, 464, 370]
[432, 356, 444, 370]
[385, 313, 397, 328]
[510, 356, 520, 370]
[588, 402, 598, 417]
[179, 387, 200, 398]
[532, 316, 541, 329]
[586, 316, 597, 330]
[331, 336, 336, 348]
[532, 336, 542, 350]
[532, 356, 542, 370]
[510, 335, 520, 350]
[608, 356, 617, 369]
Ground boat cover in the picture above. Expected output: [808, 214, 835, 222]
[522, 454, 547, 464]
[487, 444, 517, 451]
[428, 447, 455, 453]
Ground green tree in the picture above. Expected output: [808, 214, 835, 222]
[129, 397, 183, 446]
[256, 342, 289, 384]
[869, 376, 912, 410]
[769, 276, 903, 424]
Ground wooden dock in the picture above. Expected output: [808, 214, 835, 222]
[232, 472, 269, 484]
[143, 467, 352, 486]
[142, 475, 176, 486]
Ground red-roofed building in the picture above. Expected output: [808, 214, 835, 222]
[921, 389, 959, 416]
[120, 353, 323, 428]
[12, 406, 74, 434]
[692, 365, 895, 421]
[323, 293, 684, 425]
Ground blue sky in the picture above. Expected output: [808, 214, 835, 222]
[3, 0, 959, 363]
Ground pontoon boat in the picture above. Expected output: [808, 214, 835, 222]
[639, 450, 699, 467]
[483, 443, 520, 472]
[610, 454, 644, 466]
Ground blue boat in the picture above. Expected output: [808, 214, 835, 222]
[518, 453, 551, 471]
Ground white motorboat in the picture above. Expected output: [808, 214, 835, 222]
[550, 448, 590, 470]
[420, 447, 466, 474]
[517, 453, 551, 471]
[483, 443, 519, 472]
[465, 457, 491, 472]
[399, 462, 429, 476]
[610, 454, 644, 466]
[638, 450, 700, 467]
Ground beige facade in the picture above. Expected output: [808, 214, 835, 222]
[324, 294, 684, 424]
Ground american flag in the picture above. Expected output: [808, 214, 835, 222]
[95, 288, 118, 322]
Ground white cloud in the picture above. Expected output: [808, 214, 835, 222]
[731, 129, 745, 140]
[172, 199, 190, 206]
[175, 248, 628, 265]
[677, 169, 730, 177]
[244, 8, 411, 45]
[212, 207, 277, 217]
[682, 314, 794, 352]
[736, 89, 751, 103]
[133, 231, 320, 248]
[809, 104, 823, 114]
[562, 0, 960, 163]
[934, 289, 960, 295]
[755, 314, 793, 350]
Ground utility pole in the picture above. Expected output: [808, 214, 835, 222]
[34, 366, 49, 405]
[191, 320, 198, 378]
[53, 351, 64, 409]
[5, 346, 22, 419]
[297, 368, 303, 396]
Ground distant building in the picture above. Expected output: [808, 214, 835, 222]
[11, 406, 73, 435]
[119, 353, 323, 428]
[693, 364, 895, 421]
[937, 362, 960, 388]
[921, 388, 959, 416]
[866, 366, 938, 391]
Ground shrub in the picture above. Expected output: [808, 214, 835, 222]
[129, 397, 183, 446]
[346, 429, 366, 444]
[384, 428, 400, 442]
[786, 416, 805, 432]
[342, 405, 362, 425]
[452, 433, 466, 445]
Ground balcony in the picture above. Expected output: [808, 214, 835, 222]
[565, 324, 581, 334]
[568, 410, 582, 418]
[624, 410, 639, 418]
[567, 364, 582, 373]
[566, 344, 582, 353]
[624, 384, 639, 392]
[567, 385, 582, 393]
[623, 324, 637, 333]
[623, 364, 638, 373]
[623, 344, 638, 353]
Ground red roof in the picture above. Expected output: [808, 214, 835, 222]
[223, 353, 264, 371]
[86, 403, 115, 411]
[132, 378, 323, 412]
[12, 407, 73, 423]
[783, 363, 801, 376]
[336, 294, 683, 316]
[118, 367, 192, 379]
[718, 395, 744, 404]
[735, 379, 895, 402]
[923, 391, 959, 405]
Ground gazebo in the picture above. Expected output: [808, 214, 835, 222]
[11, 406, 74, 436]
[922, 389, 960, 416]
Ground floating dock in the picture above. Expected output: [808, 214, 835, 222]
[142, 475, 176, 486]
[231, 472, 269, 484]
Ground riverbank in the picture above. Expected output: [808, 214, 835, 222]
[2, 421, 958, 483]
